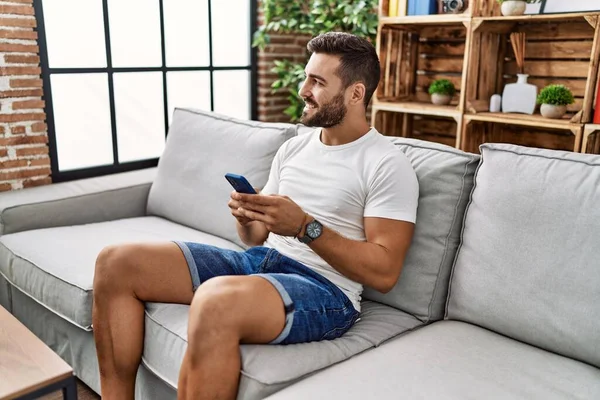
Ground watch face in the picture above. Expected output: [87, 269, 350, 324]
[307, 221, 322, 238]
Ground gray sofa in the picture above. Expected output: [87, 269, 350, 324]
[0, 108, 598, 399]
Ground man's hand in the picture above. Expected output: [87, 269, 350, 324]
[228, 191, 254, 226]
[233, 192, 306, 237]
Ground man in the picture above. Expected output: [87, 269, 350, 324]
[92, 32, 419, 400]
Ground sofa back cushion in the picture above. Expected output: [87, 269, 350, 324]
[147, 108, 296, 247]
[362, 138, 479, 322]
[447, 143, 600, 368]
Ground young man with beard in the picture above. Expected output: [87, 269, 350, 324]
[91, 32, 419, 400]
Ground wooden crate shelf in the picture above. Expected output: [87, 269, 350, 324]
[462, 112, 583, 153]
[465, 112, 578, 130]
[374, 101, 461, 119]
[466, 14, 600, 124]
[374, 1, 600, 153]
[462, 120, 583, 154]
[380, 14, 471, 25]
[372, 21, 471, 147]
[375, 110, 458, 148]
[375, 23, 468, 104]
[582, 124, 600, 154]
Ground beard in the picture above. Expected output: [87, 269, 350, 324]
[300, 92, 347, 128]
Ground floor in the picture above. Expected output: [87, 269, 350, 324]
[40, 379, 100, 400]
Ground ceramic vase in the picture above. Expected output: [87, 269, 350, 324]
[490, 94, 502, 112]
[431, 93, 451, 105]
[501, 1, 527, 16]
[502, 74, 537, 115]
[540, 104, 567, 119]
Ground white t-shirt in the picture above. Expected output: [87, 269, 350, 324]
[261, 127, 419, 312]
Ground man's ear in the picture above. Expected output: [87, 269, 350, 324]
[349, 83, 366, 106]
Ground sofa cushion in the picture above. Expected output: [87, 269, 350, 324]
[447, 143, 600, 368]
[0, 216, 243, 330]
[146, 108, 297, 248]
[266, 321, 600, 400]
[362, 138, 479, 322]
[142, 300, 422, 400]
[0, 167, 156, 236]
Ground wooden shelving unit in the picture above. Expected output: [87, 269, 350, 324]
[372, 12, 470, 147]
[375, 101, 461, 118]
[462, 113, 583, 153]
[372, 0, 600, 154]
[582, 124, 600, 154]
[379, 14, 471, 25]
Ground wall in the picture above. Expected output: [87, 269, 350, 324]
[0, 0, 51, 192]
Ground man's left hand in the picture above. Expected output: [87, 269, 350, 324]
[233, 193, 306, 237]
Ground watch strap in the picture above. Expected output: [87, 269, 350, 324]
[298, 233, 313, 244]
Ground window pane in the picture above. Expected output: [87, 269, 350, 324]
[213, 70, 249, 120]
[166, 71, 211, 124]
[113, 72, 165, 163]
[163, 0, 210, 67]
[211, 0, 250, 66]
[108, 0, 162, 67]
[50, 74, 113, 171]
[42, 0, 107, 68]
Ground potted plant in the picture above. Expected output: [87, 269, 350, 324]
[536, 84, 575, 119]
[497, 0, 540, 16]
[428, 79, 456, 105]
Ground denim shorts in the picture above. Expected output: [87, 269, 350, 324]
[173, 242, 359, 345]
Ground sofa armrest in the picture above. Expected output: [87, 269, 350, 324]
[0, 167, 157, 235]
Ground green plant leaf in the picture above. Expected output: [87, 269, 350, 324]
[536, 84, 575, 106]
[428, 79, 456, 96]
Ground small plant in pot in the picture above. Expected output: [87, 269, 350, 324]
[536, 84, 575, 119]
[428, 79, 455, 106]
[497, 0, 540, 16]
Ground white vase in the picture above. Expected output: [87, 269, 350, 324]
[502, 74, 537, 115]
[501, 1, 527, 16]
[490, 94, 502, 112]
[431, 93, 451, 105]
[540, 104, 567, 119]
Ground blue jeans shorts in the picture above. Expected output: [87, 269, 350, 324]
[173, 242, 360, 345]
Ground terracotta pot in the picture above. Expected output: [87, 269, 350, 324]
[431, 93, 451, 105]
[540, 104, 567, 119]
[501, 1, 527, 16]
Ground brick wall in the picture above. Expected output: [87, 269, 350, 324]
[0, 0, 50, 192]
[256, 6, 310, 123]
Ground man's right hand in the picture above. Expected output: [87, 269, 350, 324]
[228, 191, 253, 226]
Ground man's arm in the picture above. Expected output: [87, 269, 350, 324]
[234, 193, 415, 293]
[301, 215, 414, 293]
[235, 220, 269, 247]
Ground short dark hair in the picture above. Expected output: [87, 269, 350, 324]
[307, 32, 380, 108]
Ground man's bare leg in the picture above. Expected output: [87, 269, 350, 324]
[92, 242, 195, 400]
[179, 275, 286, 400]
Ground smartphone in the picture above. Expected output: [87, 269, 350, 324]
[225, 173, 257, 194]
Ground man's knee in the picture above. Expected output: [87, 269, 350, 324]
[93, 244, 135, 295]
[187, 277, 244, 341]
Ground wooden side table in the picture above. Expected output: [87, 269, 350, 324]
[0, 306, 77, 400]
